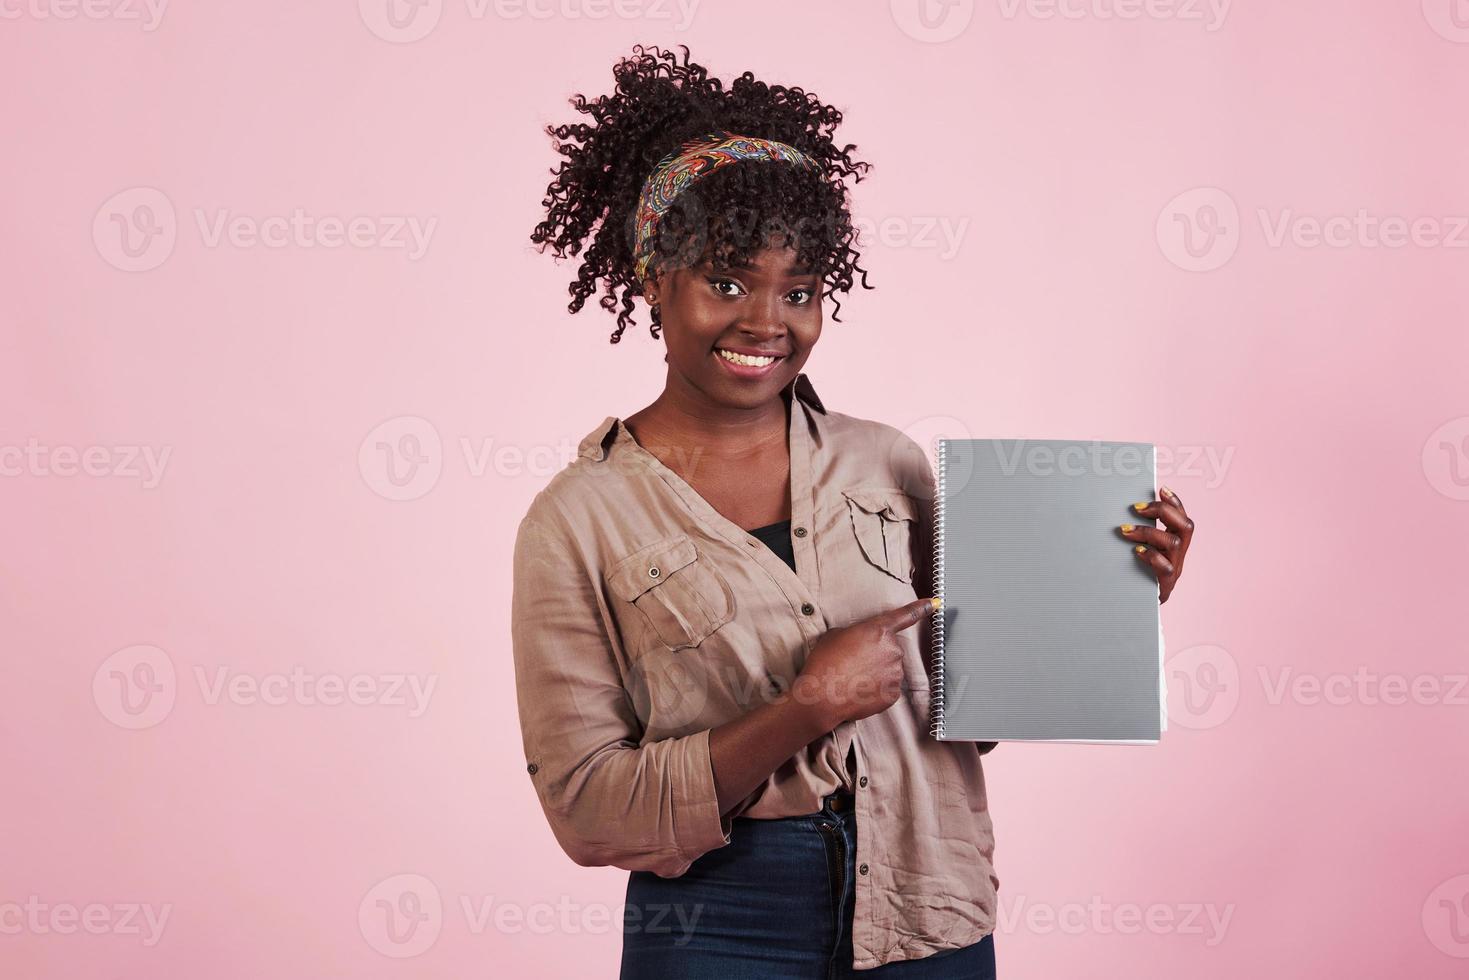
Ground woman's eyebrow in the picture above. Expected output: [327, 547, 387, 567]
[718, 261, 817, 277]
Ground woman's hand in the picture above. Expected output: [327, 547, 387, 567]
[792, 598, 937, 729]
[1119, 485, 1195, 604]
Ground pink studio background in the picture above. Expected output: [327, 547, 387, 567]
[3, 2, 1468, 978]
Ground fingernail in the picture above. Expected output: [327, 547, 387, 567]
[1134, 544, 1147, 554]
[1120, 523, 1135, 533]
[1132, 501, 1149, 512]
[1160, 486, 1175, 499]
[930, 597, 943, 611]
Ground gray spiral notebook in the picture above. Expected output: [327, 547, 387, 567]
[928, 439, 1166, 744]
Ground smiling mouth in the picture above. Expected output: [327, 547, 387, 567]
[714, 348, 783, 368]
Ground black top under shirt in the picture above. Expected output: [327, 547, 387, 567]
[746, 518, 796, 573]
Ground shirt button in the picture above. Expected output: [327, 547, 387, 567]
[859, 776, 868, 788]
[793, 526, 808, 537]
[801, 602, 815, 615]
[859, 863, 869, 876]
[526, 763, 538, 775]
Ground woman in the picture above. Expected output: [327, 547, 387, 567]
[514, 44, 1196, 978]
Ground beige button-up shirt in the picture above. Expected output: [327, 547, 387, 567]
[510, 372, 999, 970]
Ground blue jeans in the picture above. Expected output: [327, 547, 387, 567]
[620, 789, 996, 979]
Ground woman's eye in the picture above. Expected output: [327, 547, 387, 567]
[707, 277, 745, 297]
[787, 288, 813, 305]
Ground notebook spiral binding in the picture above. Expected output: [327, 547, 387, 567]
[928, 437, 947, 738]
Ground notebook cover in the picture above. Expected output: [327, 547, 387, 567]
[928, 438, 1164, 743]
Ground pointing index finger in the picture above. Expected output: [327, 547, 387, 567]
[879, 597, 940, 634]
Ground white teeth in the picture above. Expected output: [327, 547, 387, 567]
[717, 348, 778, 367]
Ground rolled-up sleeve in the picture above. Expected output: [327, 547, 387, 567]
[510, 501, 733, 878]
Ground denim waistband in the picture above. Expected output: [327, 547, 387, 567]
[820, 787, 855, 817]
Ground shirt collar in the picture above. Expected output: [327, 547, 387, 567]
[577, 371, 827, 462]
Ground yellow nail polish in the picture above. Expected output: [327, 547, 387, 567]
[1134, 544, 1147, 554]
[1120, 523, 1134, 533]
[1160, 486, 1174, 499]
[1133, 501, 1149, 512]
[930, 596, 943, 611]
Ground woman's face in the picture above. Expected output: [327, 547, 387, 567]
[648, 243, 822, 412]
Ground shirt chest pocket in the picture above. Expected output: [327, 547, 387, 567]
[841, 487, 918, 585]
[606, 533, 736, 657]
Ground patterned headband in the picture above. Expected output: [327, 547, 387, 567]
[631, 131, 817, 284]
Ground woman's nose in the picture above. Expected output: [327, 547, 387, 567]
[739, 292, 787, 337]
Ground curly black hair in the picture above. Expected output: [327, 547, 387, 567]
[529, 43, 874, 344]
